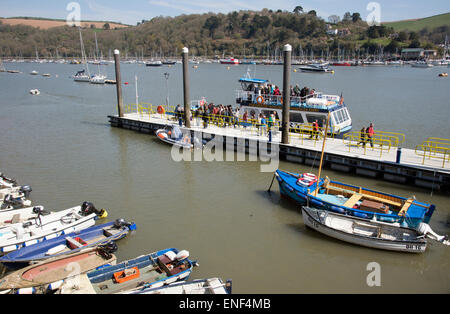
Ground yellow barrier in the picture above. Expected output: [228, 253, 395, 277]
[415, 138, 450, 168]
[343, 132, 391, 158]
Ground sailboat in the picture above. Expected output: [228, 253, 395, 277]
[273, 113, 437, 229]
[90, 33, 107, 84]
[73, 28, 91, 82]
[0, 59, 6, 72]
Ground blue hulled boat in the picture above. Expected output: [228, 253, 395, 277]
[0, 219, 136, 270]
[58, 247, 198, 294]
[275, 169, 435, 229]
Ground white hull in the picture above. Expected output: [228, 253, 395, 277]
[0, 206, 97, 254]
[302, 206, 427, 253]
[0, 206, 44, 226]
[128, 278, 230, 294]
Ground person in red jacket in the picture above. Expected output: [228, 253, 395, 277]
[366, 123, 375, 148]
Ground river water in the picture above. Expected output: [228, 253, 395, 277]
[0, 62, 449, 293]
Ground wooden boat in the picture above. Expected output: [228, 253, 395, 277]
[273, 112, 436, 229]
[0, 202, 108, 254]
[57, 248, 198, 294]
[302, 206, 436, 253]
[0, 219, 136, 269]
[0, 246, 117, 293]
[275, 170, 436, 229]
[126, 277, 232, 294]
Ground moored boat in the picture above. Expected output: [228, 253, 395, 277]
[57, 248, 198, 294]
[299, 62, 334, 73]
[0, 185, 32, 210]
[302, 206, 448, 253]
[126, 277, 232, 294]
[146, 60, 163, 67]
[0, 219, 136, 269]
[220, 58, 239, 65]
[411, 61, 433, 68]
[275, 170, 436, 229]
[0, 245, 117, 293]
[0, 201, 108, 254]
[155, 125, 200, 149]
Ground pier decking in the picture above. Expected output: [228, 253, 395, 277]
[109, 112, 450, 192]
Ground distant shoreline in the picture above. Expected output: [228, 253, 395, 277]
[0, 17, 130, 29]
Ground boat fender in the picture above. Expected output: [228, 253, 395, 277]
[330, 206, 345, 214]
[47, 280, 64, 291]
[164, 250, 177, 262]
[310, 199, 323, 207]
[175, 250, 189, 261]
[46, 244, 67, 255]
[16, 287, 36, 294]
[353, 211, 369, 219]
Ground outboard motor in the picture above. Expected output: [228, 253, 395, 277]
[113, 218, 137, 230]
[97, 241, 118, 259]
[81, 201, 108, 218]
[19, 185, 32, 198]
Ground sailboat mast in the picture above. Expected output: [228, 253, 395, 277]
[315, 112, 331, 196]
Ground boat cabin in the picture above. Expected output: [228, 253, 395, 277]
[236, 77, 352, 136]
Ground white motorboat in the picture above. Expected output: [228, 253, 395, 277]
[29, 89, 40, 95]
[299, 62, 333, 73]
[411, 61, 433, 68]
[0, 185, 32, 210]
[90, 74, 106, 84]
[126, 278, 232, 294]
[30, 71, 39, 75]
[0, 202, 108, 254]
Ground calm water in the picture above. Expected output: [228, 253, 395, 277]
[0, 62, 449, 293]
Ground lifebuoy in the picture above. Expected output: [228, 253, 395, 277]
[256, 96, 264, 105]
[157, 106, 165, 114]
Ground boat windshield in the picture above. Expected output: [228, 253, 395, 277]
[170, 126, 183, 140]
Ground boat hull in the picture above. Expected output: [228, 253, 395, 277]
[275, 170, 435, 229]
[302, 206, 427, 253]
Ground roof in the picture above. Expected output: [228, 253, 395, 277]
[401, 48, 424, 53]
[239, 78, 269, 84]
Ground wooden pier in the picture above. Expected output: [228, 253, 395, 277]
[108, 112, 450, 192]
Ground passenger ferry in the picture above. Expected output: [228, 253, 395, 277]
[235, 75, 352, 137]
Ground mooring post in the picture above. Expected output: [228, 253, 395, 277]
[114, 49, 124, 117]
[182, 47, 191, 128]
[281, 44, 292, 144]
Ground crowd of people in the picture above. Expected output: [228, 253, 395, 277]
[246, 82, 316, 100]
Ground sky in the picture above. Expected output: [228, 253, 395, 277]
[0, 0, 449, 25]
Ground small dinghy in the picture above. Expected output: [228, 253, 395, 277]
[0, 219, 136, 270]
[29, 89, 40, 95]
[126, 277, 232, 294]
[302, 206, 449, 253]
[155, 125, 195, 149]
[57, 248, 198, 294]
[0, 201, 108, 254]
[0, 245, 117, 293]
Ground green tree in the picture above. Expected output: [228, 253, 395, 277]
[351, 13, 361, 22]
[204, 16, 221, 38]
[103, 23, 110, 30]
[293, 6, 303, 14]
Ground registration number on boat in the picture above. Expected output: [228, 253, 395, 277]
[405, 244, 423, 251]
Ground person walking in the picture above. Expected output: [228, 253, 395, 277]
[310, 120, 319, 140]
[366, 123, 375, 148]
[358, 127, 367, 147]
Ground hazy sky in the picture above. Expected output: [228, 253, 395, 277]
[1, 0, 449, 25]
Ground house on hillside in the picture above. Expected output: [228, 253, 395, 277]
[401, 48, 424, 60]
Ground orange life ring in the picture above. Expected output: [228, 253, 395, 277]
[157, 105, 165, 114]
[256, 96, 264, 105]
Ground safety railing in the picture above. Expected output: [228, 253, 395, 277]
[289, 123, 338, 146]
[343, 131, 392, 158]
[415, 138, 450, 168]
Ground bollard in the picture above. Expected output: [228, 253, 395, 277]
[114, 49, 124, 118]
[396, 147, 402, 164]
[182, 47, 191, 128]
[281, 44, 292, 144]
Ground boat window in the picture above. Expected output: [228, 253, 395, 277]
[337, 110, 344, 124]
[290, 112, 304, 123]
[306, 114, 325, 127]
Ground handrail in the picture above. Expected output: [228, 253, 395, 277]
[415, 138, 450, 168]
[343, 132, 391, 158]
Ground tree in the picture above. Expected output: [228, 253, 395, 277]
[408, 39, 421, 48]
[308, 10, 317, 16]
[398, 31, 408, 42]
[328, 15, 340, 24]
[204, 16, 221, 38]
[103, 23, 110, 30]
[293, 6, 303, 14]
[343, 12, 352, 22]
[351, 13, 361, 22]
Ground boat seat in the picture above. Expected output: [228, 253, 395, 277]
[66, 236, 84, 249]
[11, 214, 21, 224]
[343, 194, 363, 208]
[398, 198, 414, 216]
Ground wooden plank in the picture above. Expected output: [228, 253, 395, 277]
[343, 194, 363, 208]
[398, 198, 414, 216]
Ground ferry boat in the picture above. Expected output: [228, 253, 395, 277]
[235, 76, 352, 137]
[220, 58, 239, 65]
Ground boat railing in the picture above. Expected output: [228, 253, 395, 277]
[343, 131, 392, 158]
[236, 90, 320, 106]
[415, 137, 450, 168]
